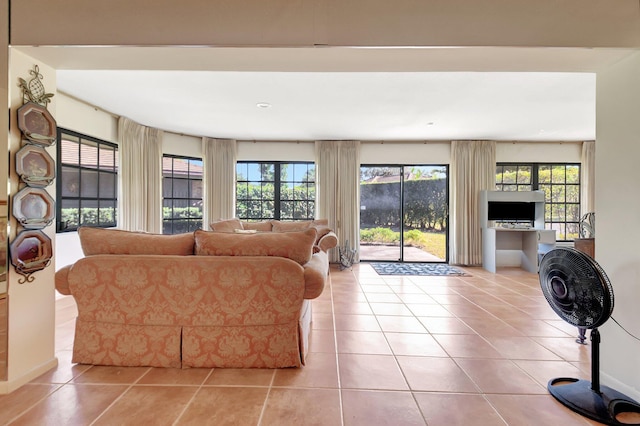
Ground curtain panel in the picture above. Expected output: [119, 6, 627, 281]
[202, 138, 237, 227]
[315, 140, 361, 263]
[581, 141, 595, 216]
[118, 117, 163, 233]
[450, 140, 496, 266]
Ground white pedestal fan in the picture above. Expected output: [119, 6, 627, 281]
[538, 247, 640, 425]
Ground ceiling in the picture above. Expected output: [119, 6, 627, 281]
[16, 46, 639, 142]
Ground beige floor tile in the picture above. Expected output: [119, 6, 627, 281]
[414, 393, 507, 426]
[332, 301, 374, 315]
[204, 367, 274, 386]
[532, 336, 592, 363]
[376, 315, 427, 333]
[72, 365, 151, 384]
[486, 394, 595, 426]
[93, 385, 198, 425]
[260, 388, 342, 426]
[338, 354, 409, 390]
[433, 334, 504, 359]
[396, 356, 479, 392]
[334, 314, 381, 332]
[273, 352, 339, 388]
[418, 316, 476, 334]
[396, 293, 438, 304]
[460, 316, 524, 337]
[407, 303, 454, 317]
[336, 330, 392, 355]
[384, 332, 448, 357]
[369, 302, 414, 316]
[365, 292, 403, 303]
[138, 367, 212, 385]
[455, 358, 546, 394]
[0, 384, 61, 424]
[513, 359, 587, 387]
[10, 384, 128, 426]
[308, 329, 337, 353]
[483, 336, 563, 361]
[176, 387, 268, 426]
[311, 312, 335, 330]
[30, 350, 91, 384]
[312, 299, 333, 314]
[506, 317, 574, 338]
[342, 390, 426, 426]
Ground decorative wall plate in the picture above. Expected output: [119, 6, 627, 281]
[10, 229, 52, 282]
[12, 187, 55, 229]
[17, 102, 57, 146]
[15, 145, 56, 187]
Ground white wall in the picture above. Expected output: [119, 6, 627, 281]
[595, 51, 640, 401]
[3, 49, 57, 392]
[55, 93, 586, 271]
[56, 92, 118, 143]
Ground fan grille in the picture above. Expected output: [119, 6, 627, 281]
[539, 248, 614, 329]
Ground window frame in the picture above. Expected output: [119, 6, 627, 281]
[56, 128, 118, 233]
[495, 162, 581, 241]
[162, 154, 204, 234]
[235, 161, 316, 221]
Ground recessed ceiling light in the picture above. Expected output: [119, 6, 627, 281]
[256, 102, 272, 109]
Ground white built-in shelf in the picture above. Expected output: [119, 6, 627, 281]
[480, 190, 555, 273]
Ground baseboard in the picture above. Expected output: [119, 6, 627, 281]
[0, 357, 58, 394]
[601, 371, 640, 402]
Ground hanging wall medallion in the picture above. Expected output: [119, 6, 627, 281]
[12, 64, 57, 283]
[12, 187, 55, 230]
[15, 144, 56, 188]
[17, 102, 57, 146]
[9, 230, 52, 283]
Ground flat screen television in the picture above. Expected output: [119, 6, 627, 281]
[487, 201, 536, 222]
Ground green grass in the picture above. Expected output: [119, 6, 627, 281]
[360, 227, 446, 259]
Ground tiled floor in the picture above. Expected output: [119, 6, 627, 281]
[0, 264, 610, 425]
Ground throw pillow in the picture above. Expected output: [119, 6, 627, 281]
[210, 218, 243, 232]
[78, 227, 195, 256]
[194, 228, 317, 265]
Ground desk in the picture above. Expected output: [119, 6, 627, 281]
[482, 228, 556, 273]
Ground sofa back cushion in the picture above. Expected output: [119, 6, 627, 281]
[210, 218, 243, 232]
[240, 220, 273, 231]
[78, 227, 195, 256]
[194, 228, 317, 265]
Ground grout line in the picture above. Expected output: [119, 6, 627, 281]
[255, 368, 276, 425]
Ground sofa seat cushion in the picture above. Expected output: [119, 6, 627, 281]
[78, 227, 194, 256]
[194, 228, 317, 266]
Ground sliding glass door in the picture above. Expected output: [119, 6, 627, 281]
[360, 165, 448, 262]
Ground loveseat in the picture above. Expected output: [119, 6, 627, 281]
[55, 223, 337, 369]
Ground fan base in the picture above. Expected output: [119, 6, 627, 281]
[549, 377, 640, 426]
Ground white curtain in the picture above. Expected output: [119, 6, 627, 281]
[118, 117, 163, 233]
[315, 140, 361, 262]
[450, 140, 496, 266]
[202, 138, 237, 227]
[581, 141, 595, 215]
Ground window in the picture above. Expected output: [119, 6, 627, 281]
[57, 128, 118, 232]
[236, 162, 315, 221]
[162, 155, 203, 234]
[496, 163, 580, 240]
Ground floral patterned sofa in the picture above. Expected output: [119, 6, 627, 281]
[55, 224, 336, 369]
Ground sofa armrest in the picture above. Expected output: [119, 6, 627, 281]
[317, 231, 338, 253]
[55, 264, 72, 295]
[303, 251, 329, 299]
